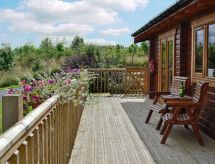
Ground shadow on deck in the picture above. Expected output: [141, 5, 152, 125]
[69, 95, 215, 164]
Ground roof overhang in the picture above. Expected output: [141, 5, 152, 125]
[132, 0, 215, 43]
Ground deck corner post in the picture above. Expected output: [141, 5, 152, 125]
[2, 94, 23, 132]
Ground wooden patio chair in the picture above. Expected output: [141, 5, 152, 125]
[145, 76, 190, 130]
[160, 81, 209, 146]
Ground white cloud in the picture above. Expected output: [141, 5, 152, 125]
[21, 0, 118, 24]
[9, 20, 94, 36]
[85, 0, 149, 11]
[0, 0, 149, 46]
[85, 38, 116, 45]
[101, 27, 130, 36]
[0, 9, 26, 21]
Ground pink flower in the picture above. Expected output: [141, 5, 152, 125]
[24, 85, 32, 92]
[8, 88, 15, 94]
[32, 95, 40, 102]
[48, 79, 55, 84]
[64, 79, 72, 84]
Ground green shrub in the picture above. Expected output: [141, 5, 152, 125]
[32, 60, 43, 72]
[0, 76, 19, 88]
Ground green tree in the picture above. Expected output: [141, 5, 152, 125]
[140, 41, 149, 56]
[39, 37, 54, 58]
[56, 41, 64, 52]
[71, 36, 84, 54]
[0, 43, 15, 71]
[128, 43, 138, 65]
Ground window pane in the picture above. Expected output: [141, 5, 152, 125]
[195, 29, 204, 73]
[161, 42, 167, 91]
[208, 24, 215, 77]
[168, 40, 173, 90]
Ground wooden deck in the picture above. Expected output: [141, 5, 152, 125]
[69, 96, 215, 164]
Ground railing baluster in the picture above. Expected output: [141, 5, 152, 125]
[8, 150, 19, 164]
[19, 141, 28, 164]
[50, 110, 54, 164]
[28, 134, 34, 164]
[44, 117, 48, 164]
[39, 122, 45, 164]
[53, 107, 58, 164]
[34, 127, 39, 164]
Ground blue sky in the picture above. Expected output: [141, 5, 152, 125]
[0, 0, 176, 48]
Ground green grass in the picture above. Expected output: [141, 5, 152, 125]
[0, 101, 2, 134]
[0, 85, 19, 90]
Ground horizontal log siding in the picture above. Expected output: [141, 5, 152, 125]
[149, 37, 158, 92]
[174, 22, 192, 77]
[180, 22, 192, 77]
[199, 87, 215, 139]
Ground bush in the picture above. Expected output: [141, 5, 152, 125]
[32, 60, 43, 72]
[62, 55, 95, 71]
[0, 76, 19, 88]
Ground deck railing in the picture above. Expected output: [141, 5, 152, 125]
[0, 95, 83, 163]
[89, 67, 149, 94]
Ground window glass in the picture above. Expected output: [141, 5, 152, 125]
[168, 40, 173, 90]
[208, 24, 215, 77]
[195, 29, 204, 73]
[161, 42, 167, 91]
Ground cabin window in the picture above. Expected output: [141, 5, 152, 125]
[194, 23, 215, 78]
[195, 28, 204, 74]
[208, 24, 215, 77]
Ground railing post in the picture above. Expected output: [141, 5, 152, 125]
[2, 94, 23, 132]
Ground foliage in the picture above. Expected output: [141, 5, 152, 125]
[62, 55, 95, 70]
[0, 100, 2, 134]
[32, 60, 43, 72]
[0, 36, 149, 88]
[8, 70, 93, 115]
[128, 43, 138, 64]
[140, 41, 149, 56]
[0, 44, 15, 72]
[71, 36, 84, 54]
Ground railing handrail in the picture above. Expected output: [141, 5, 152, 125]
[0, 95, 60, 158]
[88, 68, 125, 72]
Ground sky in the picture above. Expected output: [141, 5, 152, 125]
[0, 0, 176, 48]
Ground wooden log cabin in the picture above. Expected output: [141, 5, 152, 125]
[132, 0, 215, 139]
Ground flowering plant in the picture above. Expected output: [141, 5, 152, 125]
[8, 69, 94, 115]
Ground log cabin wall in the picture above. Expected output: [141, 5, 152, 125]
[149, 38, 158, 93]
[174, 21, 215, 139]
[174, 22, 192, 77]
[149, 37, 159, 92]
[200, 87, 215, 139]
[190, 11, 215, 139]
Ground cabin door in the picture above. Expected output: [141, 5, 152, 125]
[159, 37, 174, 91]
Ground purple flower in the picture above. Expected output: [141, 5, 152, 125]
[8, 88, 15, 94]
[48, 79, 55, 84]
[72, 68, 80, 74]
[24, 85, 32, 92]
[23, 96, 28, 100]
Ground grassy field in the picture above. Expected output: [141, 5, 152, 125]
[0, 101, 2, 134]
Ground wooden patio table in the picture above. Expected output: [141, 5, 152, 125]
[159, 94, 204, 146]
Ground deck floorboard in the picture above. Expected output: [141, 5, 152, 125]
[69, 96, 215, 164]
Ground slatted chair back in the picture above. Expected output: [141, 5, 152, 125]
[170, 76, 190, 95]
[191, 81, 209, 119]
[192, 81, 209, 104]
